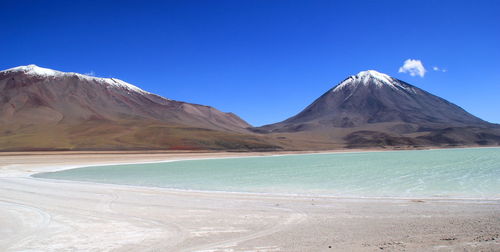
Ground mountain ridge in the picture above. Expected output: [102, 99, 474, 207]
[0, 65, 279, 151]
[1, 65, 498, 150]
[1, 64, 150, 94]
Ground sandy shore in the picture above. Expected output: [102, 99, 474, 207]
[0, 151, 499, 251]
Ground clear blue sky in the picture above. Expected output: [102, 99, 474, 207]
[1, 0, 499, 126]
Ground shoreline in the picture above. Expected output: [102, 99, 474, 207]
[1, 150, 499, 251]
[22, 145, 499, 175]
[30, 176, 500, 203]
[2, 144, 498, 156]
[31, 146, 500, 202]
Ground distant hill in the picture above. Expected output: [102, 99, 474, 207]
[254, 70, 500, 149]
[0, 65, 278, 151]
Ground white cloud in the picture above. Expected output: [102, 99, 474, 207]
[85, 71, 96, 76]
[398, 59, 426, 77]
[432, 66, 447, 72]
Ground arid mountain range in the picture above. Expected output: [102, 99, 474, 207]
[1, 65, 499, 151]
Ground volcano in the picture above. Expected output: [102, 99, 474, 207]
[255, 70, 500, 148]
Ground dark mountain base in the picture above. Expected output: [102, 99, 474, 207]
[0, 120, 281, 151]
[343, 127, 500, 149]
[252, 124, 500, 151]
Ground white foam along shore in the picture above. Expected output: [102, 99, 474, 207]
[0, 150, 499, 251]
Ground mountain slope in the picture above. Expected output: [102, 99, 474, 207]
[0, 65, 278, 151]
[255, 70, 500, 148]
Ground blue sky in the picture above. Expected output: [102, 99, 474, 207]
[1, 0, 499, 126]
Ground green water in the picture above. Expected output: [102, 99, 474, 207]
[34, 148, 500, 199]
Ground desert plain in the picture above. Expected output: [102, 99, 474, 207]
[0, 151, 499, 252]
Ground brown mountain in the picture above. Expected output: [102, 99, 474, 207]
[255, 70, 500, 149]
[2, 66, 498, 151]
[0, 65, 278, 151]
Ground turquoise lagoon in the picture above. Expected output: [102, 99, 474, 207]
[34, 148, 500, 199]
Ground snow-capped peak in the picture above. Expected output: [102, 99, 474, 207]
[0, 64, 149, 94]
[2, 64, 60, 76]
[333, 70, 415, 93]
[354, 70, 393, 84]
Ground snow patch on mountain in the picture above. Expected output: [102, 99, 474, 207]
[333, 70, 416, 93]
[1, 64, 149, 94]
